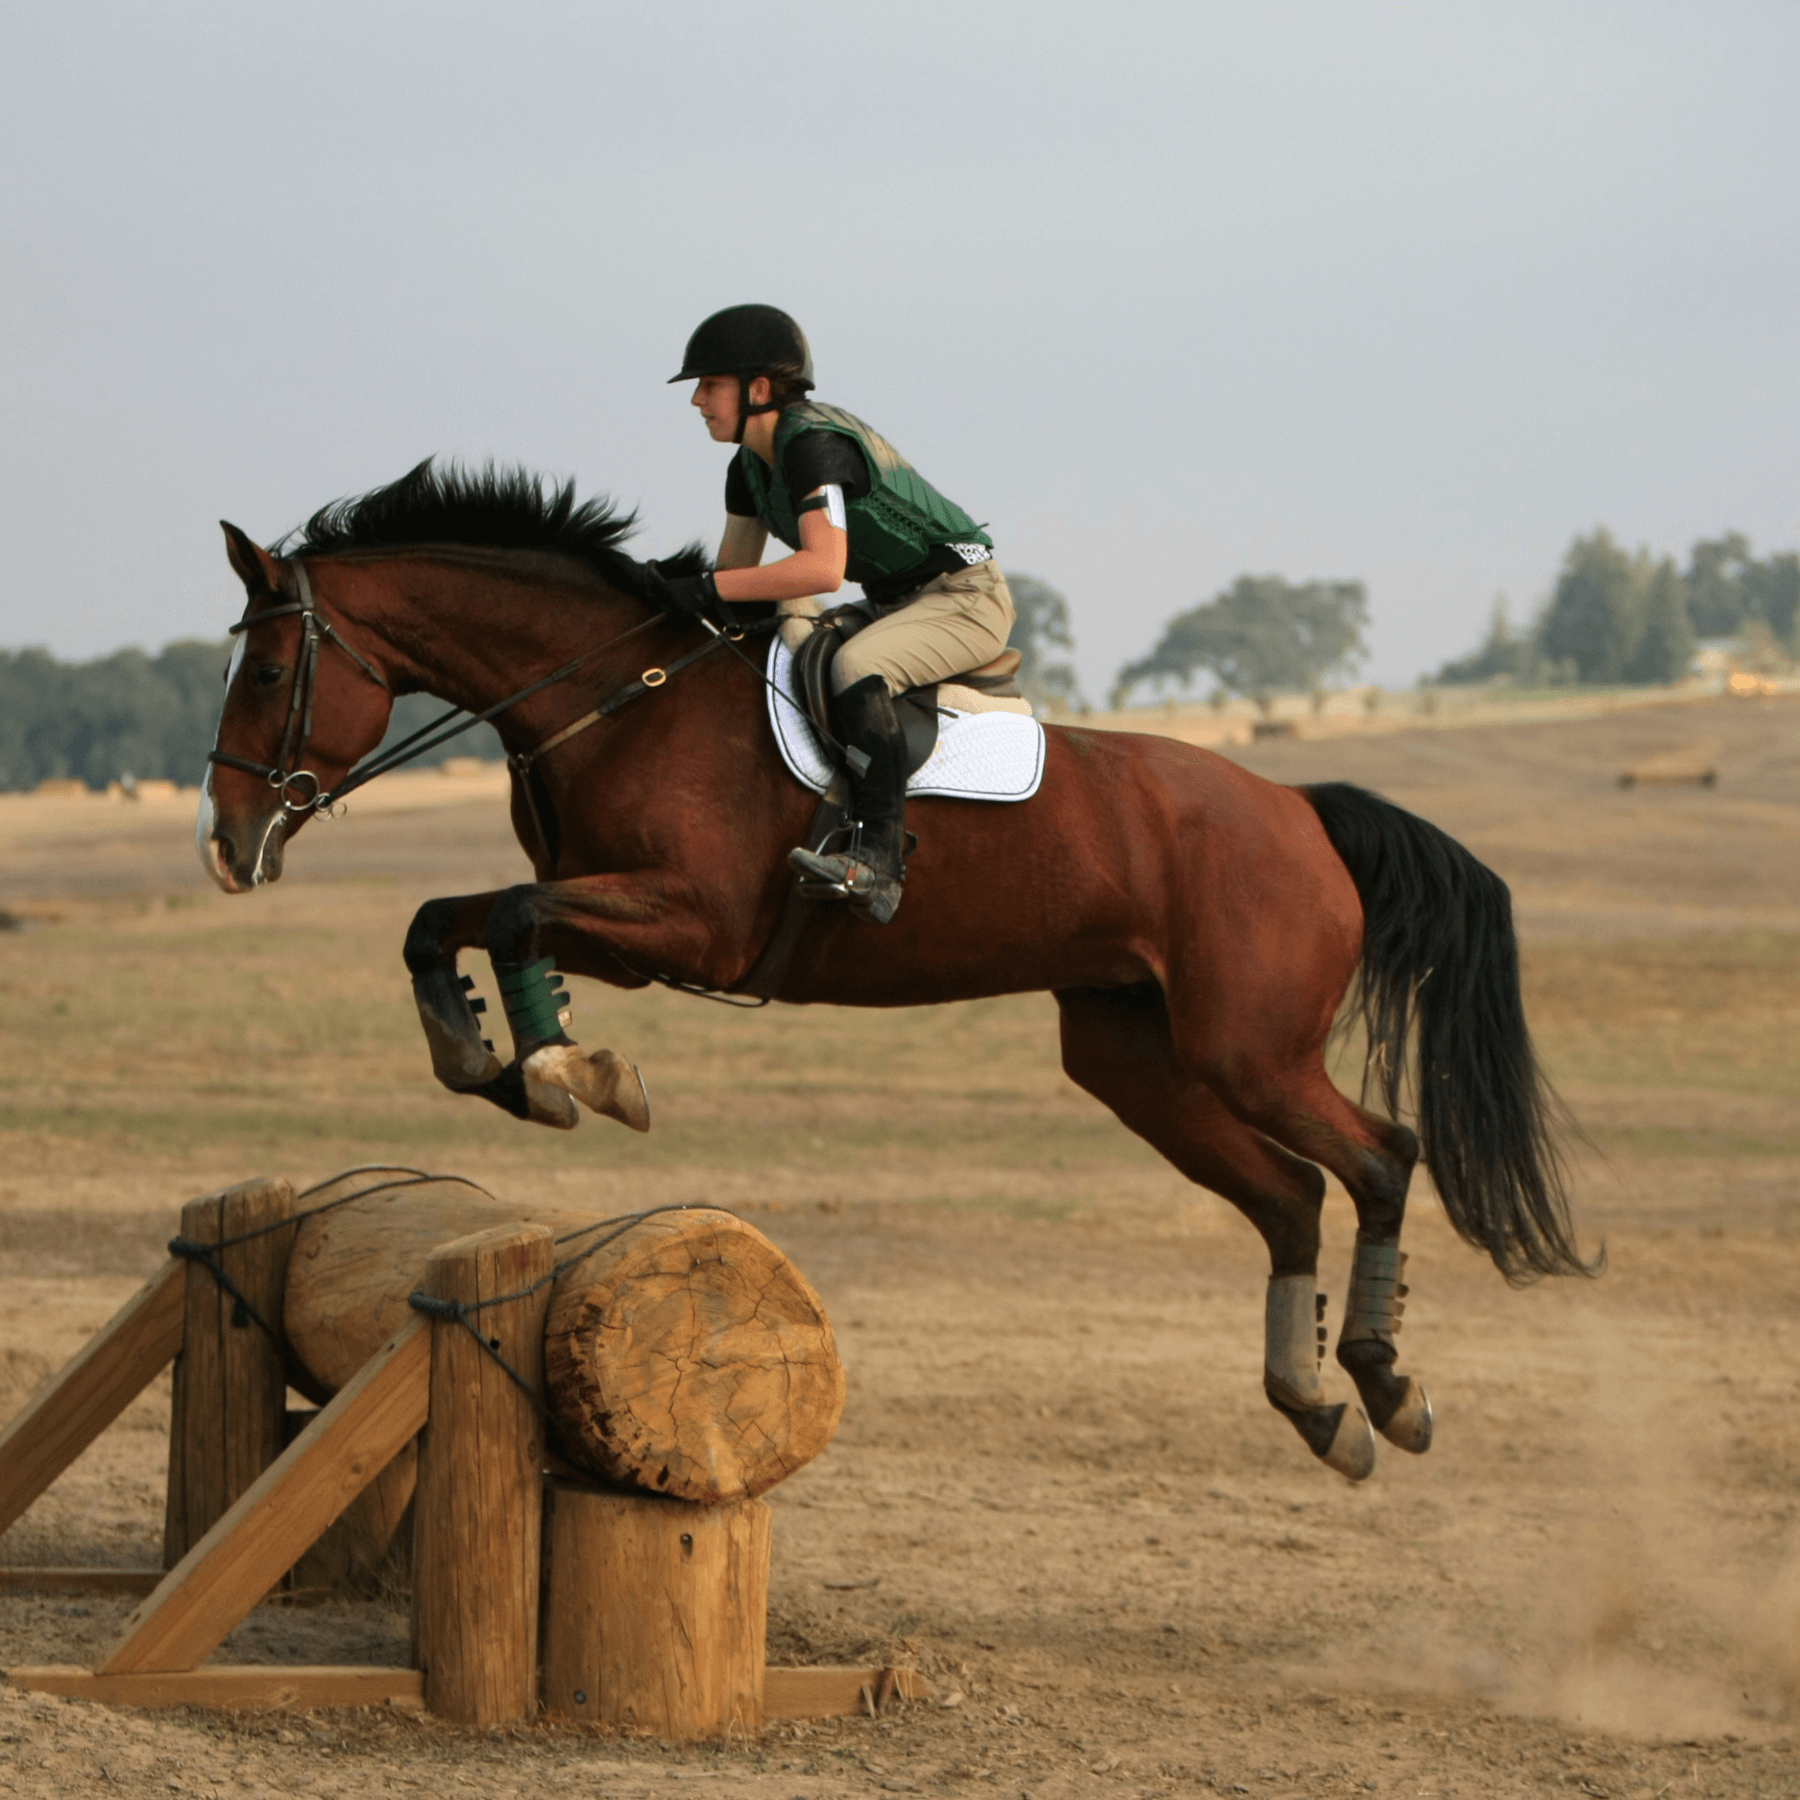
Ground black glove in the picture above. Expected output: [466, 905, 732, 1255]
[644, 562, 729, 627]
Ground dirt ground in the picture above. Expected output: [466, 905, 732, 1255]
[5, 692, 1800, 1798]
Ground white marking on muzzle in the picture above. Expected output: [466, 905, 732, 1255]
[195, 766, 233, 891]
[249, 807, 286, 886]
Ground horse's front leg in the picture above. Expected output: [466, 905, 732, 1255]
[479, 875, 723, 1132]
[402, 890, 585, 1131]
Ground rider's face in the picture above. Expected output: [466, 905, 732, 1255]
[692, 374, 739, 442]
[691, 373, 772, 443]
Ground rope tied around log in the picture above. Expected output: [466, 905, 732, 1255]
[166, 1236, 279, 1339]
[171, 1166, 499, 1350]
[175, 1171, 734, 1419]
[403, 1203, 732, 1408]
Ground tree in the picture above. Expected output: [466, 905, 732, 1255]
[1003, 574, 1082, 710]
[1436, 596, 1536, 685]
[1536, 529, 1663, 685]
[1111, 576, 1367, 713]
[1684, 534, 1752, 638]
[1621, 559, 1694, 684]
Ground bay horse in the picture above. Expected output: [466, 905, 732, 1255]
[198, 462, 1591, 1484]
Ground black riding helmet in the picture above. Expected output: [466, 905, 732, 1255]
[669, 304, 814, 443]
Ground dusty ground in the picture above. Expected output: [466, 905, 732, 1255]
[5, 692, 1800, 1798]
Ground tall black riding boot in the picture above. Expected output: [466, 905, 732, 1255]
[788, 674, 909, 924]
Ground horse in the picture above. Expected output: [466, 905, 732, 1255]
[198, 460, 1592, 1484]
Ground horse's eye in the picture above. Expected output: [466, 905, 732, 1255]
[254, 664, 286, 689]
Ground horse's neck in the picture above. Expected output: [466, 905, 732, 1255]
[332, 553, 648, 737]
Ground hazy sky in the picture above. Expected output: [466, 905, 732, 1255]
[3, 2, 1796, 698]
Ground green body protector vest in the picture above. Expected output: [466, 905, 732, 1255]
[735, 402, 991, 587]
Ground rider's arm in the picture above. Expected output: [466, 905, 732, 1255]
[716, 515, 768, 571]
[713, 496, 847, 602]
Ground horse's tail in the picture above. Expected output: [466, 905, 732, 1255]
[1301, 781, 1597, 1283]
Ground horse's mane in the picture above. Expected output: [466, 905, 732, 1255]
[274, 458, 709, 595]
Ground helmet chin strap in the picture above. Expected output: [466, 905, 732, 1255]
[734, 373, 779, 445]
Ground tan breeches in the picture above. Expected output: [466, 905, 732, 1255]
[830, 559, 1017, 696]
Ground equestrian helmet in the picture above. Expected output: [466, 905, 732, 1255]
[669, 305, 815, 389]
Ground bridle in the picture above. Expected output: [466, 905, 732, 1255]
[207, 557, 782, 826]
[208, 561, 394, 817]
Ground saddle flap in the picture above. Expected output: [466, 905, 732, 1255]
[789, 605, 939, 780]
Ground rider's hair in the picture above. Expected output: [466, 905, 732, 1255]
[759, 362, 812, 410]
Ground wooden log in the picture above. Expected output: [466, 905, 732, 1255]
[543, 1208, 845, 1502]
[0, 1258, 184, 1539]
[541, 1482, 769, 1737]
[284, 1181, 589, 1393]
[164, 1178, 297, 1566]
[285, 1190, 843, 1504]
[6, 1663, 423, 1711]
[100, 1318, 430, 1676]
[411, 1224, 553, 1728]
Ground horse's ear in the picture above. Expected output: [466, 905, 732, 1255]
[220, 521, 281, 596]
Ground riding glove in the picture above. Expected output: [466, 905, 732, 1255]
[644, 564, 731, 629]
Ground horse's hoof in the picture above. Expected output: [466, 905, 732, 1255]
[1377, 1378, 1433, 1454]
[523, 1044, 651, 1132]
[523, 1075, 580, 1130]
[1322, 1404, 1378, 1481]
[1268, 1394, 1377, 1482]
[468, 1063, 578, 1130]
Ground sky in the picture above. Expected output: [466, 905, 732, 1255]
[2, 1, 1796, 700]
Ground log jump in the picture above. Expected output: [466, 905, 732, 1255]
[0, 1170, 924, 1735]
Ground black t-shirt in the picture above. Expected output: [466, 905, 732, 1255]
[724, 428, 869, 518]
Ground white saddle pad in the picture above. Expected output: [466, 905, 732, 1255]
[765, 633, 1046, 803]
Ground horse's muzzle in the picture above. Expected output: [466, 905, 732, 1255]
[195, 771, 286, 893]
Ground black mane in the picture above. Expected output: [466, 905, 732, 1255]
[275, 458, 708, 593]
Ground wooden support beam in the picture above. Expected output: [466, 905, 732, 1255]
[5, 1663, 423, 1711]
[99, 1317, 429, 1676]
[412, 1224, 554, 1728]
[0, 1258, 184, 1540]
[0, 1568, 164, 1595]
[541, 1484, 770, 1737]
[164, 1178, 297, 1566]
[764, 1664, 933, 1719]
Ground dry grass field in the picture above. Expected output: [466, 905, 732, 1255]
[5, 691, 1800, 1798]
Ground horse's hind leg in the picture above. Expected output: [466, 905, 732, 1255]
[1057, 984, 1376, 1482]
[1191, 1047, 1433, 1456]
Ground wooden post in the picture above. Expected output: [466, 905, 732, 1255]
[541, 1483, 770, 1738]
[411, 1223, 554, 1728]
[163, 1178, 297, 1566]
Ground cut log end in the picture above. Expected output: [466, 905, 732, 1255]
[544, 1210, 845, 1503]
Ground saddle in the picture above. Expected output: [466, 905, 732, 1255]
[788, 603, 1024, 781]
[731, 605, 1025, 999]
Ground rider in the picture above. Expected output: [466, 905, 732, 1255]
[652, 304, 1014, 924]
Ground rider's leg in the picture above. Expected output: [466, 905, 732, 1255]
[788, 561, 1016, 924]
[788, 674, 910, 923]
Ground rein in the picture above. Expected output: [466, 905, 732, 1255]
[208, 558, 778, 820]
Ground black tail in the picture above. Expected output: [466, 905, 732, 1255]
[1303, 782, 1597, 1283]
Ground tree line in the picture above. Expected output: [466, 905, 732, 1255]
[0, 640, 499, 793]
[1437, 530, 1800, 687]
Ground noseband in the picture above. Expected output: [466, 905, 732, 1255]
[208, 562, 392, 818]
